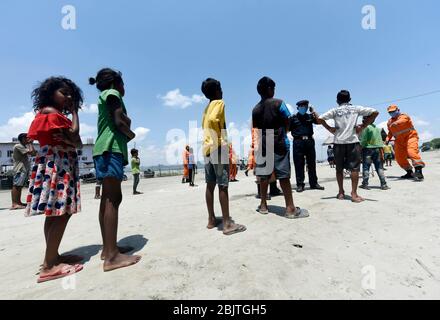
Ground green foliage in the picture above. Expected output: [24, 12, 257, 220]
[430, 138, 440, 149]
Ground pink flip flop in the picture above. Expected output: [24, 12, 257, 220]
[37, 264, 83, 283]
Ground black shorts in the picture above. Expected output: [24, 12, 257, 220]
[255, 152, 291, 180]
[334, 143, 362, 172]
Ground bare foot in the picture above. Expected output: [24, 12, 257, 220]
[103, 253, 141, 272]
[101, 246, 134, 260]
[337, 193, 345, 200]
[95, 195, 101, 200]
[351, 193, 365, 203]
[207, 217, 221, 229]
[10, 204, 26, 210]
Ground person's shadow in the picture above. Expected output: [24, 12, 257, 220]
[267, 205, 289, 217]
[62, 234, 149, 264]
[320, 195, 378, 202]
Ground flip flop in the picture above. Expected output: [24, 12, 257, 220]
[37, 264, 83, 283]
[286, 207, 310, 219]
[257, 206, 269, 215]
[223, 224, 247, 236]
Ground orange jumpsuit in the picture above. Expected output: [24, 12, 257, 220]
[386, 114, 425, 170]
[182, 147, 190, 180]
[229, 145, 238, 181]
[247, 128, 258, 171]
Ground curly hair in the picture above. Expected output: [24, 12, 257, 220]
[31, 77, 84, 114]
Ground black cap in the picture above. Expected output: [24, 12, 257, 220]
[337, 90, 351, 104]
[296, 100, 309, 107]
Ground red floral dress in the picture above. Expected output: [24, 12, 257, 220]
[25, 112, 81, 217]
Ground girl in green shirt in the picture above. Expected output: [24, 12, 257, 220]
[89, 68, 141, 272]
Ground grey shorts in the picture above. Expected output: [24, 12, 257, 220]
[13, 171, 28, 187]
[204, 148, 229, 187]
[255, 152, 291, 180]
[334, 143, 362, 172]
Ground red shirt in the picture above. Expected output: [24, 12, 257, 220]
[27, 112, 72, 147]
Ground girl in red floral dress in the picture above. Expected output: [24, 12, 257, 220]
[26, 77, 84, 283]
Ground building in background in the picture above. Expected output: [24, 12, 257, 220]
[0, 138, 95, 175]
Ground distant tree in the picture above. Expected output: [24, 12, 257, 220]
[430, 138, 440, 149]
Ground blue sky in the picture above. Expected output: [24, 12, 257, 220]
[0, 0, 439, 165]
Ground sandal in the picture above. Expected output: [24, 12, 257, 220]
[223, 224, 247, 236]
[286, 207, 309, 219]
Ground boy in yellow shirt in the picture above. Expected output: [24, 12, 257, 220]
[201, 78, 246, 236]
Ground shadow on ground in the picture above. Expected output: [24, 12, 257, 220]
[62, 234, 149, 264]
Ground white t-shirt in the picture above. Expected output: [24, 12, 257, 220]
[320, 104, 376, 144]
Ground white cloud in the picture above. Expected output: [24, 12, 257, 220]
[133, 127, 150, 143]
[158, 89, 206, 109]
[0, 112, 34, 142]
[412, 117, 430, 127]
[419, 131, 434, 142]
[81, 103, 98, 114]
[80, 123, 96, 136]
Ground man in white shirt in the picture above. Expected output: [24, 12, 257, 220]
[316, 90, 379, 203]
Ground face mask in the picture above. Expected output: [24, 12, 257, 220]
[389, 111, 400, 118]
[298, 107, 308, 115]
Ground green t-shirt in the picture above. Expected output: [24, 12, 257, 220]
[93, 89, 129, 165]
[360, 124, 384, 149]
[131, 157, 140, 174]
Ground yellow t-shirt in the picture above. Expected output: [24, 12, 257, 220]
[202, 100, 228, 157]
[383, 145, 393, 154]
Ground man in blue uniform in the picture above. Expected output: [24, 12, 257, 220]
[290, 100, 326, 193]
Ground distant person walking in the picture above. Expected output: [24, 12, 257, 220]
[386, 105, 425, 181]
[327, 145, 335, 168]
[10, 133, 36, 210]
[131, 148, 142, 195]
[316, 90, 379, 203]
[201, 78, 246, 235]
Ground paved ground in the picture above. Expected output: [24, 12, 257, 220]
[0, 151, 439, 299]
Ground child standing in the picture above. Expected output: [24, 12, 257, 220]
[383, 143, 394, 167]
[26, 77, 84, 283]
[89, 68, 141, 272]
[131, 148, 142, 195]
[201, 78, 246, 235]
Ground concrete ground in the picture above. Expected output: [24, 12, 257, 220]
[0, 151, 439, 300]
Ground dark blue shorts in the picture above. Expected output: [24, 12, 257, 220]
[93, 152, 124, 181]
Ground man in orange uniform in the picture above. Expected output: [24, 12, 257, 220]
[229, 143, 238, 182]
[182, 145, 190, 183]
[386, 105, 425, 181]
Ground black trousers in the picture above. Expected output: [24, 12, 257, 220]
[292, 139, 318, 187]
[188, 168, 195, 185]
